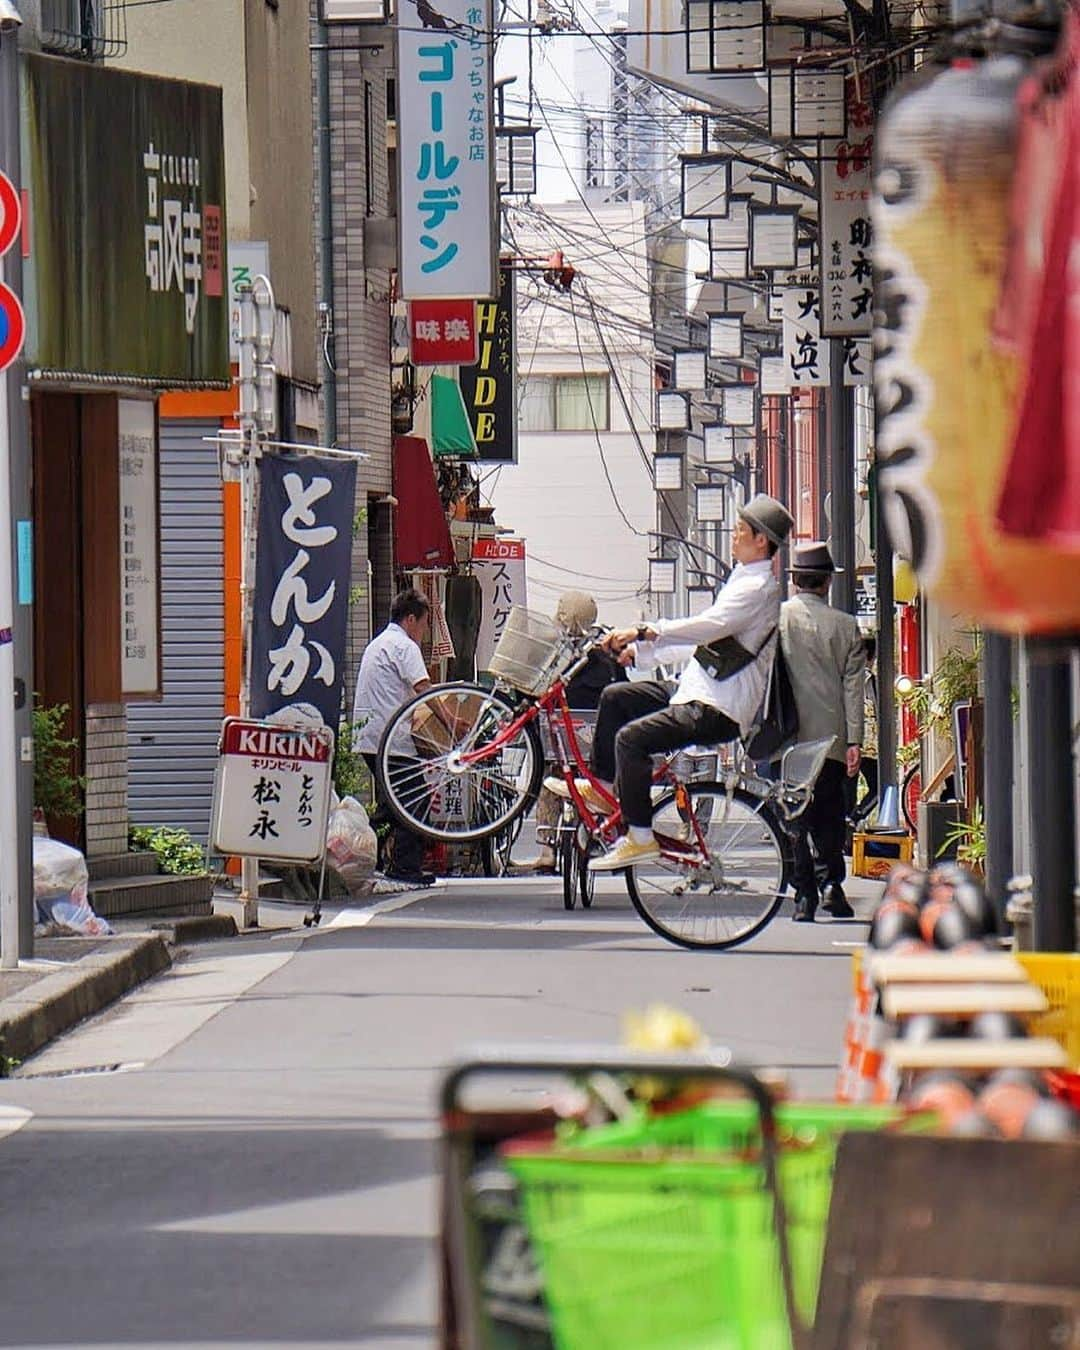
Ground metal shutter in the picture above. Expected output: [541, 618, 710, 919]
[127, 419, 224, 842]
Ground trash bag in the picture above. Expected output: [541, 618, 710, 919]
[325, 795, 378, 896]
[32, 837, 113, 936]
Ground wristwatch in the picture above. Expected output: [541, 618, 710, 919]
[636, 624, 651, 642]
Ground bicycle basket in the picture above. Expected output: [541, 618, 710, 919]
[779, 737, 835, 793]
[489, 606, 568, 696]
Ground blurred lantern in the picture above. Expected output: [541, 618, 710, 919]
[872, 56, 1080, 634]
[894, 557, 919, 604]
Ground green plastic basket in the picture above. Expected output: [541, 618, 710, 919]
[505, 1099, 935, 1350]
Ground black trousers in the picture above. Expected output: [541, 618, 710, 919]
[592, 680, 740, 829]
[792, 757, 848, 897]
[364, 752, 425, 875]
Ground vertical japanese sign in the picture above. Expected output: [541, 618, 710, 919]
[820, 123, 874, 338]
[782, 278, 831, 387]
[250, 455, 357, 732]
[459, 262, 517, 462]
[472, 537, 526, 670]
[117, 401, 160, 697]
[210, 719, 335, 863]
[228, 241, 271, 361]
[24, 54, 228, 382]
[396, 0, 497, 300]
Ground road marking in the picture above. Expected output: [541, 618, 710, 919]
[324, 892, 436, 929]
[18, 948, 296, 1077]
[0, 1105, 32, 1141]
[831, 941, 866, 948]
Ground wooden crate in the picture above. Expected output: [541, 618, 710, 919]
[852, 830, 915, 879]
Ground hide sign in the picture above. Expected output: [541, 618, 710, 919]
[251, 454, 357, 730]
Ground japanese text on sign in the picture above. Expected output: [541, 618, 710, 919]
[397, 0, 496, 299]
[472, 537, 526, 670]
[251, 455, 358, 731]
[143, 142, 222, 334]
[210, 718, 334, 863]
[820, 130, 874, 338]
[782, 278, 831, 388]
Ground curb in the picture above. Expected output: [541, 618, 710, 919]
[151, 914, 238, 944]
[0, 935, 172, 1066]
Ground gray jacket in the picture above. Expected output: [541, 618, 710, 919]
[779, 592, 865, 762]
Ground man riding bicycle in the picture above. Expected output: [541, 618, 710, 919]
[544, 493, 794, 872]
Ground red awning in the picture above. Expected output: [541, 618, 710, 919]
[392, 436, 454, 570]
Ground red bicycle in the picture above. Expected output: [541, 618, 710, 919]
[375, 608, 831, 950]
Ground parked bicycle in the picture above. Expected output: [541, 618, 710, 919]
[375, 606, 833, 951]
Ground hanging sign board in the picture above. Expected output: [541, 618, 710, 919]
[210, 718, 334, 862]
[396, 0, 497, 299]
[250, 454, 357, 731]
[782, 277, 831, 387]
[820, 129, 874, 338]
[407, 299, 479, 365]
[473, 537, 526, 671]
[459, 263, 517, 461]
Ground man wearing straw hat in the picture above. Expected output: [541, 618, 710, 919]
[780, 542, 866, 922]
[544, 494, 794, 873]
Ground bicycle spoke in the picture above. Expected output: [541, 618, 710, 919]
[627, 787, 787, 950]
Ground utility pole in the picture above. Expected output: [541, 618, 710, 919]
[315, 10, 337, 447]
[233, 279, 277, 929]
[1024, 639, 1077, 951]
[1, 20, 32, 967]
[982, 632, 1014, 921]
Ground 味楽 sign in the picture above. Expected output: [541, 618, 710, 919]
[250, 454, 357, 732]
[459, 263, 516, 462]
[396, 0, 497, 300]
[408, 298, 479, 365]
[210, 718, 334, 862]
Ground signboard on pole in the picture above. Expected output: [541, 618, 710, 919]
[0, 285, 24, 373]
[228, 241, 270, 361]
[0, 172, 20, 260]
[472, 536, 526, 670]
[782, 278, 831, 387]
[118, 400, 160, 697]
[820, 131, 874, 338]
[459, 262, 516, 462]
[407, 299, 479, 365]
[24, 55, 228, 384]
[250, 454, 357, 732]
[210, 718, 334, 862]
[396, 0, 497, 300]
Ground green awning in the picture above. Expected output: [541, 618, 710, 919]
[431, 373, 478, 459]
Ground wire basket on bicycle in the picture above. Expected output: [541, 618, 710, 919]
[488, 606, 574, 697]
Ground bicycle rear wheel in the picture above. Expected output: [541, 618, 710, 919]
[625, 785, 789, 950]
[560, 826, 579, 910]
[376, 683, 543, 844]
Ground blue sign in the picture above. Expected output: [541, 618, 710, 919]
[250, 454, 357, 733]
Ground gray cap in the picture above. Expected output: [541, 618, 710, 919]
[738, 493, 795, 547]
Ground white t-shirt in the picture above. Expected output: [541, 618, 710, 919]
[352, 623, 430, 754]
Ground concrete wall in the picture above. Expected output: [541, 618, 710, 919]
[245, 0, 317, 385]
[109, 0, 252, 240]
[321, 28, 393, 692]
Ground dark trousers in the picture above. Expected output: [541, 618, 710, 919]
[364, 752, 425, 875]
[592, 680, 739, 829]
[846, 755, 878, 821]
[792, 757, 848, 898]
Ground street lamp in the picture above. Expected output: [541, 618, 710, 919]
[707, 312, 743, 359]
[656, 391, 691, 431]
[673, 348, 708, 392]
[680, 154, 730, 220]
[648, 557, 678, 594]
[654, 452, 685, 491]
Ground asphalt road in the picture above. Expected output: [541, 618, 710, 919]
[0, 869, 871, 1350]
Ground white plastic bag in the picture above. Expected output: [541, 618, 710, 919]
[325, 795, 378, 896]
[32, 837, 112, 936]
[33, 837, 89, 901]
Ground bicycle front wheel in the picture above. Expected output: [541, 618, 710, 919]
[376, 683, 543, 844]
[625, 785, 789, 950]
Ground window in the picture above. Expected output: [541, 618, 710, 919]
[519, 375, 610, 431]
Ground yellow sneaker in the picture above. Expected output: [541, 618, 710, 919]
[588, 835, 660, 871]
[543, 776, 612, 813]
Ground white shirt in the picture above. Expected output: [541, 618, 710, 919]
[637, 560, 781, 736]
[352, 622, 430, 754]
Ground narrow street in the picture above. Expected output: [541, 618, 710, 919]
[0, 877, 865, 1350]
